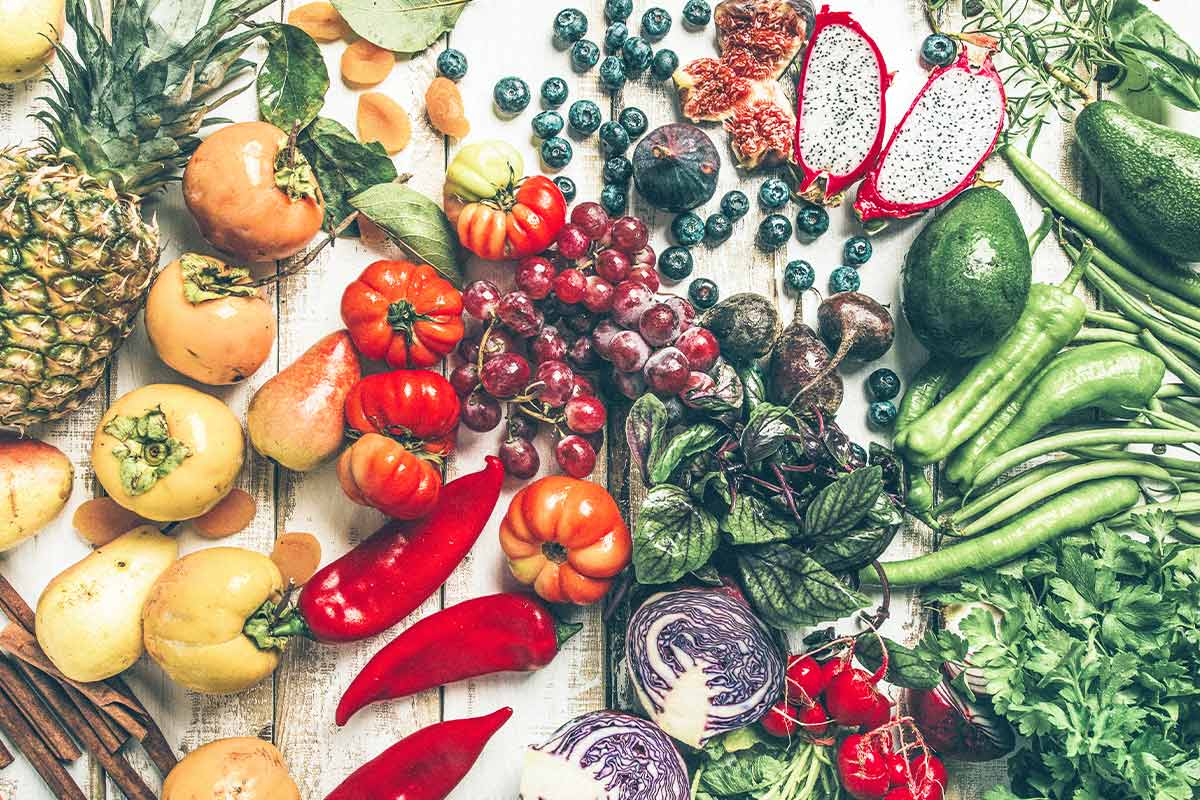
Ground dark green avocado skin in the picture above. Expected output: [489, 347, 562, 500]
[902, 187, 1032, 359]
[1076, 100, 1200, 262]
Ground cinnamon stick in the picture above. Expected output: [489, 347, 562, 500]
[108, 675, 176, 775]
[0, 657, 80, 761]
[0, 683, 86, 800]
[0, 737, 12, 769]
[64, 683, 125, 753]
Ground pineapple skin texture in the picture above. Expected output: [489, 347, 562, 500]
[0, 152, 159, 428]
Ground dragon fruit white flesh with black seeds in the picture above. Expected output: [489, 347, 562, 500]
[855, 47, 1006, 222]
[794, 7, 890, 205]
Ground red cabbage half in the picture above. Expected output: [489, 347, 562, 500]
[519, 710, 690, 800]
[626, 587, 785, 748]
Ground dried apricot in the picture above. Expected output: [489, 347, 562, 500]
[271, 532, 322, 586]
[426, 76, 470, 139]
[192, 489, 256, 539]
[73, 497, 150, 546]
[357, 92, 413, 154]
[288, 2, 351, 42]
[358, 215, 390, 249]
[341, 39, 395, 87]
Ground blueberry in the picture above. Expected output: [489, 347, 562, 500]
[795, 203, 830, 238]
[599, 120, 631, 156]
[540, 77, 569, 107]
[705, 213, 732, 245]
[759, 177, 790, 209]
[689, 277, 719, 309]
[921, 33, 957, 68]
[604, 22, 628, 53]
[659, 246, 694, 280]
[604, 0, 633, 22]
[868, 368, 901, 401]
[553, 176, 577, 202]
[493, 77, 531, 114]
[844, 235, 873, 266]
[570, 39, 601, 71]
[850, 442, 868, 465]
[721, 190, 750, 219]
[600, 183, 627, 215]
[541, 137, 573, 169]
[641, 7, 671, 41]
[602, 155, 633, 185]
[682, 0, 712, 27]
[672, 212, 706, 246]
[650, 48, 679, 81]
[436, 49, 468, 80]
[599, 56, 627, 91]
[869, 400, 898, 428]
[783, 260, 815, 293]
[553, 8, 588, 44]
[532, 110, 564, 139]
[757, 214, 792, 250]
[568, 99, 602, 134]
[621, 36, 653, 74]
[618, 106, 648, 138]
[829, 265, 861, 293]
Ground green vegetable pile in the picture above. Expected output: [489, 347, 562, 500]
[693, 728, 844, 800]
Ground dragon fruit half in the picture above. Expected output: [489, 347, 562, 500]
[793, 7, 890, 205]
[854, 47, 1006, 222]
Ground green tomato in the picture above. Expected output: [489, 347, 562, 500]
[444, 141, 524, 202]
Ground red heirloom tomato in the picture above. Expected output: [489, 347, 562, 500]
[338, 433, 442, 520]
[341, 260, 464, 369]
[344, 370, 461, 456]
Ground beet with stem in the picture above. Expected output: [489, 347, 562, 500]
[794, 292, 894, 398]
[767, 319, 843, 415]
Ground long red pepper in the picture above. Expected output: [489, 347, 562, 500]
[335, 592, 581, 726]
[293, 456, 504, 643]
[324, 707, 512, 800]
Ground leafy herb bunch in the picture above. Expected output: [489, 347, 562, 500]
[625, 364, 903, 629]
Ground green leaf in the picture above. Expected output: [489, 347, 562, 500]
[809, 525, 897, 573]
[854, 634, 943, 690]
[350, 183, 463, 287]
[297, 117, 399, 235]
[740, 403, 794, 464]
[735, 543, 869, 628]
[625, 394, 668, 484]
[332, 0, 469, 53]
[648, 422, 724, 485]
[700, 748, 787, 795]
[803, 465, 884, 542]
[721, 494, 795, 545]
[257, 23, 329, 131]
[632, 485, 719, 584]
[738, 363, 767, 415]
[1110, 0, 1200, 112]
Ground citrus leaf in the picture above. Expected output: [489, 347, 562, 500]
[257, 23, 329, 131]
[332, 0, 469, 54]
[350, 183, 462, 287]
[735, 543, 869, 628]
[633, 485, 719, 584]
[297, 117, 398, 234]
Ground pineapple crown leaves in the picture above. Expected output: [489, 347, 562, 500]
[35, 0, 275, 197]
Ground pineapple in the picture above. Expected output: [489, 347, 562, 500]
[0, 0, 273, 428]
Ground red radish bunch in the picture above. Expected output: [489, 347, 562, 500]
[838, 728, 948, 800]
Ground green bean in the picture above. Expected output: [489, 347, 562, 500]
[1155, 304, 1200, 337]
[1140, 330, 1200, 395]
[1162, 398, 1200, 429]
[958, 461, 1171, 537]
[1088, 268, 1200, 360]
[1158, 384, 1197, 399]
[1066, 446, 1200, 477]
[1085, 309, 1141, 333]
[1073, 327, 1140, 345]
[1109, 492, 1200, 525]
[1062, 235, 1200, 323]
[1140, 405, 1200, 433]
[971, 428, 1200, 490]
[863, 477, 1141, 587]
[951, 459, 1079, 525]
[1027, 208, 1054, 255]
[1004, 146, 1200, 305]
[1174, 518, 1200, 544]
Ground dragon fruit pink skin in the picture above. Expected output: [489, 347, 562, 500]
[854, 47, 1006, 222]
[793, 7, 890, 206]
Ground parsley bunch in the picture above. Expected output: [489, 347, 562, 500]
[941, 511, 1200, 799]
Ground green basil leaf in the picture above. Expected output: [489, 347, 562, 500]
[625, 394, 668, 484]
[735, 543, 869, 628]
[740, 403, 793, 464]
[297, 117, 398, 234]
[809, 525, 897, 574]
[648, 422, 724, 485]
[721, 494, 795, 545]
[738, 363, 767, 415]
[332, 0, 468, 54]
[854, 634, 943, 690]
[1109, 0, 1200, 112]
[633, 485, 719, 584]
[803, 465, 884, 542]
[350, 183, 462, 287]
[257, 23, 329, 131]
[691, 469, 731, 506]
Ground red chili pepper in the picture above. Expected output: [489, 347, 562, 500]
[335, 593, 581, 726]
[294, 456, 504, 643]
[324, 707, 511, 800]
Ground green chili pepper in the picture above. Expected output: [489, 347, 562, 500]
[895, 359, 960, 511]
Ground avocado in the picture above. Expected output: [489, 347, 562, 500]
[901, 187, 1031, 359]
[1076, 100, 1200, 262]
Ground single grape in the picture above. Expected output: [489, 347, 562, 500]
[599, 56, 627, 91]
[530, 325, 569, 364]
[553, 268, 588, 304]
[921, 33, 957, 68]
[571, 373, 597, 399]
[493, 76, 531, 114]
[610, 280, 656, 328]
[599, 121, 631, 157]
[869, 400, 898, 428]
[461, 390, 502, 432]
[650, 48, 678, 81]
[508, 413, 539, 441]
[516, 257, 557, 299]
[705, 213, 732, 245]
[571, 202, 612, 239]
[609, 329, 651, 372]
[680, 371, 716, 406]
[582, 275, 615, 313]
[618, 106, 649, 138]
[795, 204, 830, 238]
[555, 435, 597, 478]
[556, 224, 592, 261]
[480, 353, 532, 399]
[611, 368, 647, 399]
[600, 183, 628, 215]
[553, 176, 576, 202]
[829, 265, 861, 293]
[658, 246, 694, 281]
[562, 308, 595, 334]
[688, 277, 719, 309]
[499, 436, 540, 480]
[541, 136, 573, 169]
[535, 359, 576, 407]
[844, 235, 873, 266]
[757, 214, 793, 250]
[498, 291, 544, 337]
[682, 0, 711, 27]
[531, 110, 564, 139]
[721, 189, 750, 219]
[605, 217, 646, 255]
[674, 326, 720, 372]
[643, 346, 691, 395]
[639, 302, 682, 347]
[553, 8, 588, 43]
[595, 248, 632, 283]
[672, 212, 706, 246]
[783, 260, 815, 294]
[540, 294, 566, 324]
[479, 328, 516, 360]
[565, 395, 607, 434]
[570, 39, 601, 71]
[463, 279, 502, 320]
[631, 245, 656, 270]
[868, 368, 901, 401]
[540, 77, 569, 107]
[591, 318, 623, 359]
[621, 36, 652, 74]
[604, 0, 632, 23]
[449, 363, 479, 396]
[641, 7, 671, 40]
[605, 22, 629, 52]
[567, 99, 602, 135]
[437, 49, 468, 80]
[627, 265, 660, 291]
[568, 335, 599, 370]
[602, 156, 633, 185]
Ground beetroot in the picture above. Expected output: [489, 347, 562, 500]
[788, 292, 894, 399]
[906, 679, 1014, 762]
[768, 320, 844, 415]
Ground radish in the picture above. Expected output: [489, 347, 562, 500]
[797, 702, 830, 737]
[761, 700, 800, 738]
[837, 733, 891, 800]
[825, 666, 887, 727]
[785, 654, 827, 705]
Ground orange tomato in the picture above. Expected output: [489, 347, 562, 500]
[337, 433, 442, 521]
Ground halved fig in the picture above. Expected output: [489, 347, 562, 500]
[674, 57, 754, 122]
[725, 82, 796, 169]
[716, 0, 815, 81]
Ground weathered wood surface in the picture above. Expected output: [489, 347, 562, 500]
[0, 0, 1196, 798]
